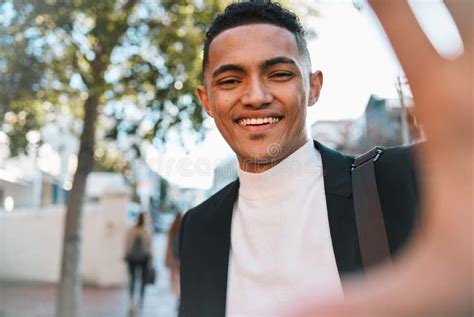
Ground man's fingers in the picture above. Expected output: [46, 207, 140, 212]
[444, 0, 473, 50]
[368, 0, 440, 82]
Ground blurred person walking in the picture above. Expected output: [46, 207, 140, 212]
[166, 212, 182, 309]
[124, 212, 153, 311]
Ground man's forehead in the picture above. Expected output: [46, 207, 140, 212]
[206, 23, 302, 70]
[210, 23, 298, 50]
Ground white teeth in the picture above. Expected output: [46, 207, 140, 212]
[238, 117, 281, 126]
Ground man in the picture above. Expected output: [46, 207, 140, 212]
[179, 1, 419, 316]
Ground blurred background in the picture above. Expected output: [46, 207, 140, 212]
[0, 0, 460, 316]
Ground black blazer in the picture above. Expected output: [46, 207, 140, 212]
[179, 141, 419, 317]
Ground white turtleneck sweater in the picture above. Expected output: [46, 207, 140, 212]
[226, 140, 343, 316]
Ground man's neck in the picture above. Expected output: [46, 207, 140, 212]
[237, 138, 311, 174]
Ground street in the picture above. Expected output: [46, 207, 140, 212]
[0, 233, 178, 317]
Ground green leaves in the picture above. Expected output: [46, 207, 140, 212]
[1, 0, 216, 167]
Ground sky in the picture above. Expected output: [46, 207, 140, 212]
[306, 1, 402, 122]
[147, 0, 463, 189]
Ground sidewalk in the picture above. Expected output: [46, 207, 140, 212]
[0, 233, 178, 317]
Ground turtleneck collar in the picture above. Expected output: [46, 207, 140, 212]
[237, 140, 322, 200]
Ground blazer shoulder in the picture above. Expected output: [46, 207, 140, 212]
[373, 142, 421, 192]
[314, 139, 354, 163]
[379, 142, 420, 162]
[179, 180, 238, 248]
[184, 179, 239, 221]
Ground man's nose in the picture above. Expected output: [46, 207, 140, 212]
[240, 78, 273, 107]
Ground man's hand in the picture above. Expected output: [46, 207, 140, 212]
[300, 1, 472, 316]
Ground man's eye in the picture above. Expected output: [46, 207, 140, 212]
[271, 72, 293, 80]
[217, 79, 240, 86]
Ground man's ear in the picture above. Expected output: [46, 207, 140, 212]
[197, 85, 213, 117]
[308, 71, 323, 106]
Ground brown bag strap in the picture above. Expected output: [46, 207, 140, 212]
[351, 147, 392, 272]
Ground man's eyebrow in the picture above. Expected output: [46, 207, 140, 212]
[261, 56, 297, 69]
[211, 64, 244, 78]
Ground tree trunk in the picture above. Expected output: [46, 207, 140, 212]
[54, 3, 138, 315]
[56, 93, 99, 317]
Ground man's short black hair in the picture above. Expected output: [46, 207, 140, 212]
[203, 0, 310, 72]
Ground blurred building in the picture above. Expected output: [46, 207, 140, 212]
[206, 156, 238, 197]
[0, 130, 132, 285]
[311, 118, 365, 155]
[0, 120, 80, 211]
[0, 168, 32, 209]
[0, 181, 130, 287]
[311, 94, 423, 156]
[364, 95, 423, 149]
[85, 172, 131, 202]
[0, 156, 69, 210]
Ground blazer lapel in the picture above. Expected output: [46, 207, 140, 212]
[200, 180, 238, 315]
[314, 141, 363, 276]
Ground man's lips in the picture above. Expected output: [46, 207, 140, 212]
[235, 116, 282, 132]
[237, 116, 281, 126]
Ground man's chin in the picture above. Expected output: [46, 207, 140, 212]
[238, 153, 282, 173]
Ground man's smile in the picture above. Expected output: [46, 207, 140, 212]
[238, 116, 281, 126]
[235, 116, 283, 132]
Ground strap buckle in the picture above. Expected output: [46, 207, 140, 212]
[352, 146, 385, 170]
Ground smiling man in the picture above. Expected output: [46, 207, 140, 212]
[197, 22, 321, 173]
[178, 1, 419, 316]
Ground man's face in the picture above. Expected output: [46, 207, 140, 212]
[198, 24, 323, 173]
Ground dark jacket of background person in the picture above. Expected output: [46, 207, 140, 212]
[178, 141, 419, 317]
